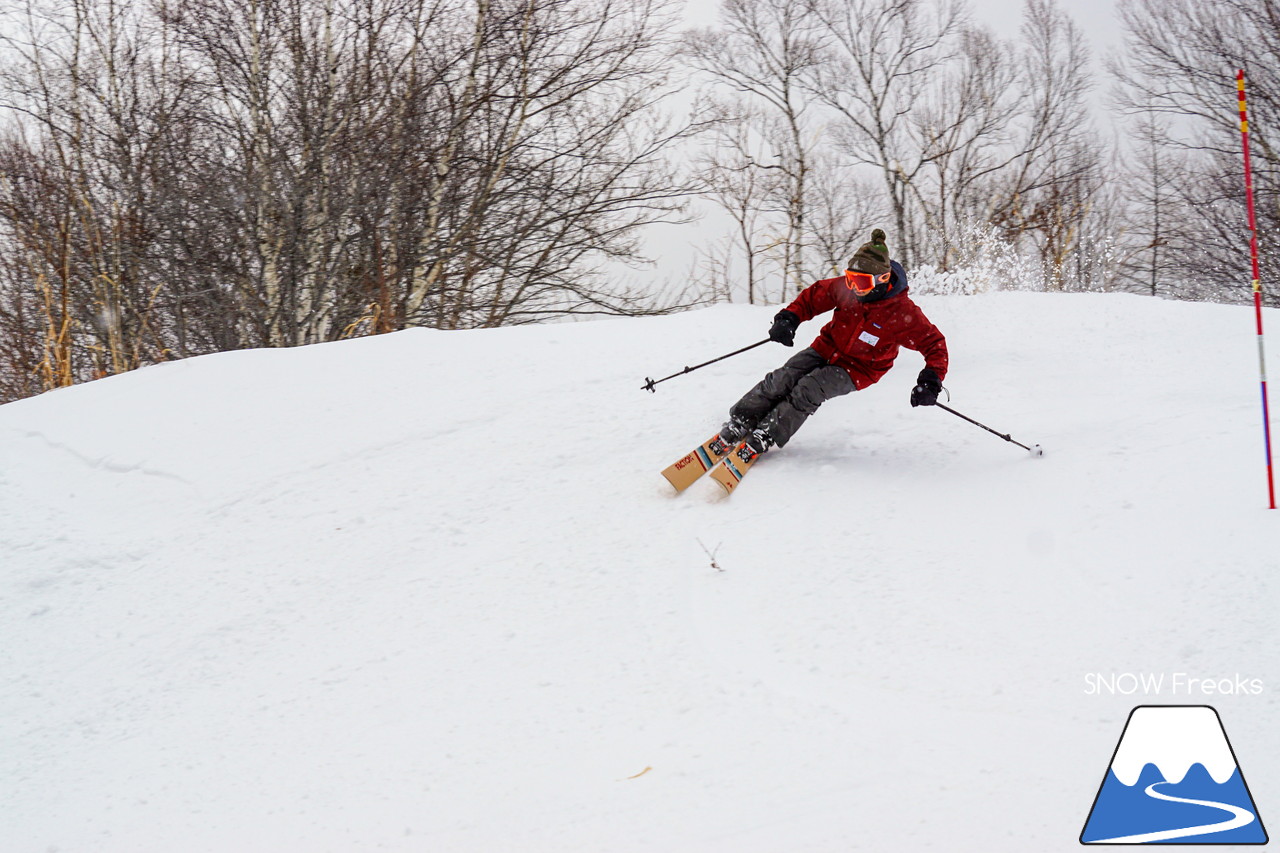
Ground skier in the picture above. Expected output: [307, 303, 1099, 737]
[719, 229, 949, 455]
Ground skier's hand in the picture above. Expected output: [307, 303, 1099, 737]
[769, 310, 800, 347]
[910, 367, 942, 407]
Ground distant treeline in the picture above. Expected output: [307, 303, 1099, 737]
[0, 0, 1276, 402]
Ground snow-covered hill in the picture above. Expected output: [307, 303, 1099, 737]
[2, 292, 1278, 852]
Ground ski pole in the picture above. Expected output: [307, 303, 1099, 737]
[642, 338, 772, 392]
[936, 403, 1044, 457]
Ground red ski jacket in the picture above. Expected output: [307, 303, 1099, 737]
[784, 269, 948, 390]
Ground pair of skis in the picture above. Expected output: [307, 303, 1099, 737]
[661, 432, 763, 495]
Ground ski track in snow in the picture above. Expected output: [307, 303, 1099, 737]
[1, 293, 1277, 852]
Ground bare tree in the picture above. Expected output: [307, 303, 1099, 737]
[982, 0, 1103, 289]
[909, 23, 1021, 269]
[684, 0, 825, 300]
[681, 0, 1111, 295]
[804, 147, 882, 277]
[692, 107, 775, 304]
[1111, 116, 1189, 296]
[804, 0, 965, 267]
[0, 0, 197, 390]
[0, 0, 699, 402]
[1110, 0, 1280, 303]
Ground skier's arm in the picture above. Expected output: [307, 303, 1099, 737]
[783, 278, 838, 323]
[901, 307, 949, 381]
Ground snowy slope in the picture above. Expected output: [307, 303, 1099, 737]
[2, 292, 1278, 852]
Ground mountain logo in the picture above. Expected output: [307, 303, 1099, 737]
[1081, 705, 1268, 845]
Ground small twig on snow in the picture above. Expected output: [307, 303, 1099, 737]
[697, 538, 724, 572]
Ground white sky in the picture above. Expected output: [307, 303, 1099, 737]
[677, 0, 1128, 125]
[681, 0, 1125, 53]
[969, 0, 1122, 46]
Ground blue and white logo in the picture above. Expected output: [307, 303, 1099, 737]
[1081, 706, 1268, 844]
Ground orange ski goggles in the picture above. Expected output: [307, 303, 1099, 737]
[845, 268, 892, 296]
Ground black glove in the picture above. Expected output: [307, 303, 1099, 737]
[910, 367, 942, 407]
[769, 310, 801, 347]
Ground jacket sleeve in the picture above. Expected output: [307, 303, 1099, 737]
[784, 277, 838, 323]
[901, 303, 949, 381]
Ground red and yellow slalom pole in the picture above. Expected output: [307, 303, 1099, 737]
[1237, 70, 1276, 509]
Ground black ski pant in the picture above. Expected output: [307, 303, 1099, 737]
[729, 347, 856, 447]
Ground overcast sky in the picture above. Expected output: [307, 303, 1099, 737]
[970, 0, 1122, 47]
[681, 0, 1125, 54]
[678, 0, 1130, 128]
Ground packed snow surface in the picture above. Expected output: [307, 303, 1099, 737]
[2, 292, 1278, 851]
